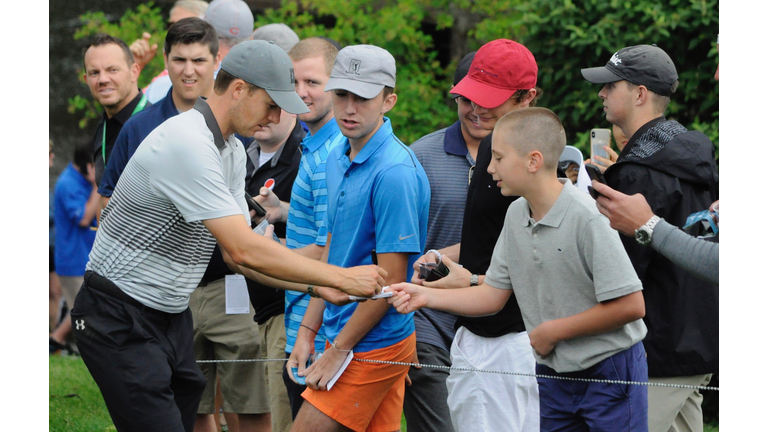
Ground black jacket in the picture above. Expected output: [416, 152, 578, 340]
[604, 117, 718, 377]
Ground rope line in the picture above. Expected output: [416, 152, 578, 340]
[195, 357, 718, 391]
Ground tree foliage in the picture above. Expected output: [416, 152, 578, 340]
[67, 0, 718, 155]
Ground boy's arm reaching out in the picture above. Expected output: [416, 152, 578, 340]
[528, 291, 645, 358]
[388, 282, 512, 317]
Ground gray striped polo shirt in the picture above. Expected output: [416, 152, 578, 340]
[86, 109, 250, 313]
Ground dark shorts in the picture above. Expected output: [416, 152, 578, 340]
[71, 271, 206, 432]
[536, 342, 648, 432]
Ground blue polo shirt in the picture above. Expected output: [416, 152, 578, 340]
[323, 117, 430, 353]
[54, 164, 97, 276]
[284, 119, 345, 354]
[99, 88, 180, 197]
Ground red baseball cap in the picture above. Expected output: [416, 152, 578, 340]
[450, 39, 538, 109]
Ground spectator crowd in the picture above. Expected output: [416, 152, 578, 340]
[48, 1, 719, 431]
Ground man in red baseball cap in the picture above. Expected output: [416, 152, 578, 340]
[409, 39, 543, 431]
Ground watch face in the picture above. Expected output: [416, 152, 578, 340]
[636, 228, 651, 245]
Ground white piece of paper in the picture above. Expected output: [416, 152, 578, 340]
[326, 349, 354, 391]
[225, 274, 250, 314]
[348, 286, 393, 302]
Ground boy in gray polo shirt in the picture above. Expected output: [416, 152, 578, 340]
[389, 108, 648, 431]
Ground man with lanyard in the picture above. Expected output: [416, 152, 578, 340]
[82, 34, 148, 188]
[99, 18, 220, 205]
[71, 40, 386, 432]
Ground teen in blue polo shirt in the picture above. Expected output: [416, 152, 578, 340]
[290, 45, 430, 432]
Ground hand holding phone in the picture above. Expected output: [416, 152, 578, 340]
[584, 163, 607, 199]
[244, 191, 267, 218]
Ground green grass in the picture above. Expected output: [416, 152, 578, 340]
[51, 355, 716, 432]
[49, 355, 115, 431]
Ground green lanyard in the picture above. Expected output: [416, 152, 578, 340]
[101, 93, 148, 166]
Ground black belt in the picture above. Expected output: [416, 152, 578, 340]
[84, 270, 147, 310]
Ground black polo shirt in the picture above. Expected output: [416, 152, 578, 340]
[245, 120, 306, 324]
[455, 133, 527, 337]
[91, 90, 148, 186]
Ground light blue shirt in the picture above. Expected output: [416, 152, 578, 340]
[284, 119, 344, 353]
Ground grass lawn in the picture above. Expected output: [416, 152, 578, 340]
[49, 355, 115, 431]
[51, 355, 716, 432]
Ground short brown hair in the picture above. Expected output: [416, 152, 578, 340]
[83, 33, 135, 69]
[495, 107, 566, 171]
[288, 37, 339, 76]
[213, 69, 260, 95]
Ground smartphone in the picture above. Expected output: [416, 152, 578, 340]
[590, 128, 612, 167]
[584, 163, 607, 199]
[244, 191, 267, 217]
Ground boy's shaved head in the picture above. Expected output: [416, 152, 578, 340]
[495, 107, 567, 171]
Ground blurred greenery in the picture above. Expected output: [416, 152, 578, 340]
[67, 0, 719, 153]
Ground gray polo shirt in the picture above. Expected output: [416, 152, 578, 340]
[485, 180, 646, 372]
[87, 107, 249, 313]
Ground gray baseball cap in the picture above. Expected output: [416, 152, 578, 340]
[251, 23, 300, 53]
[220, 40, 309, 114]
[205, 0, 254, 39]
[581, 44, 678, 96]
[325, 45, 396, 99]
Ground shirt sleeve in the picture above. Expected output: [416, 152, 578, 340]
[58, 180, 89, 224]
[484, 208, 513, 290]
[371, 164, 426, 254]
[145, 131, 243, 223]
[651, 218, 719, 285]
[311, 160, 330, 247]
[579, 214, 643, 302]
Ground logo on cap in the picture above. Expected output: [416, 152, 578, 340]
[230, 27, 240, 36]
[290, 68, 295, 84]
[610, 53, 622, 66]
[347, 59, 362, 75]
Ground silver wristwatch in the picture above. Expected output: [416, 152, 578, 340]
[635, 215, 661, 246]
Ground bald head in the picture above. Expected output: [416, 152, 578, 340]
[495, 107, 566, 171]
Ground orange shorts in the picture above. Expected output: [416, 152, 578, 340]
[302, 333, 416, 432]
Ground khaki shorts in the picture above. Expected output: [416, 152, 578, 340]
[190, 278, 270, 414]
[259, 314, 292, 432]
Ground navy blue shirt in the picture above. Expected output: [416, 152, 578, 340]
[98, 88, 179, 197]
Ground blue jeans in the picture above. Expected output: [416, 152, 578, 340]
[536, 342, 648, 432]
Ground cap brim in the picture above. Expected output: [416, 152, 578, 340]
[325, 77, 384, 99]
[266, 89, 310, 115]
[580, 66, 623, 84]
[449, 77, 515, 109]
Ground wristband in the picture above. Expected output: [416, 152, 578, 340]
[426, 249, 442, 261]
[307, 284, 320, 298]
[300, 324, 318, 335]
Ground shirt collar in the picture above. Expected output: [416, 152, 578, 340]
[193, 97, 226, 149]
[337, 117, 393, 165]
[104, 89, 145, 125]
[161, 87, 181, 117]
[618, 115, 665, 162]
[302, 119, 341, 153]
[444, 121, 469, 156]
[522, 179, 572, 228]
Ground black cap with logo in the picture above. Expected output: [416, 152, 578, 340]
[581, 44, 678, 96]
